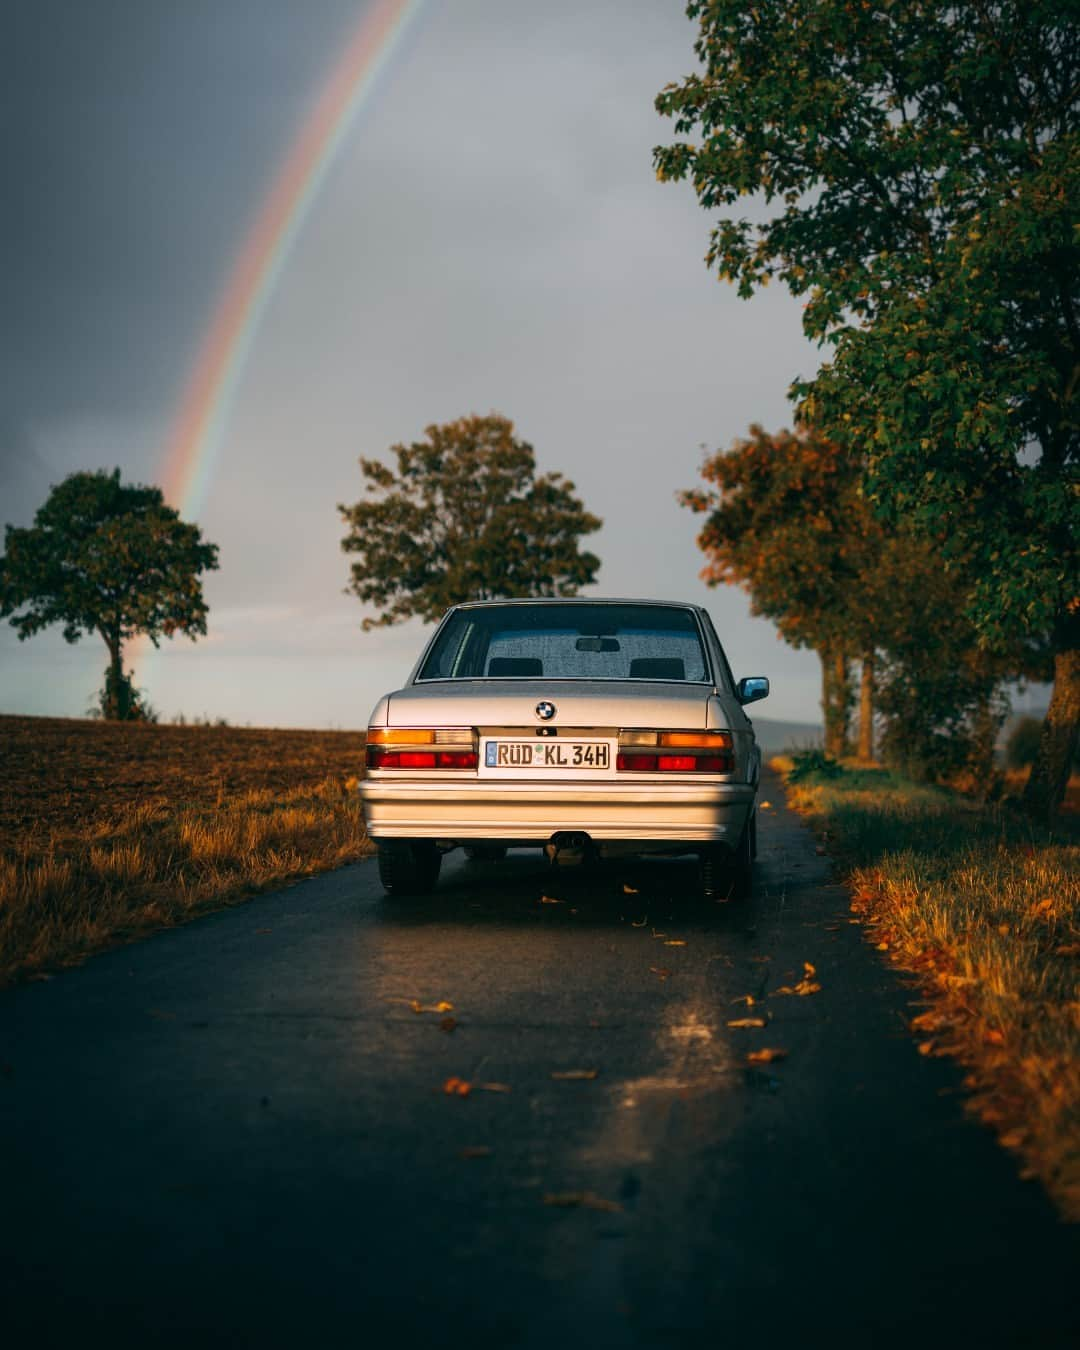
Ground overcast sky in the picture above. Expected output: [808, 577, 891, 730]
[1, 0, 838, 729]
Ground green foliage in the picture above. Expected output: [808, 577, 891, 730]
[1005, 715, 1048, 769]
[0, 468, 219, 720]
[877, 662, 1009, 784]
[91, 665, 157, 724]
[656, 0, 1079, 813]
[340, 414, 602, 629]
[681, 423, 1006, 760]
[786, 748, 844, 783]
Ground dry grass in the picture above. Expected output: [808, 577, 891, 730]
[0, 716, 374, 985]
[774, 755, 1080, 1221]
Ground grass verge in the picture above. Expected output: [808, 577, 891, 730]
[0, 717, 374, 986]
[773, 755, 1080, 1221]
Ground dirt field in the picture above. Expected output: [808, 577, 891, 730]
[0, 716, 368, 850]
[0, 716, 372, 984]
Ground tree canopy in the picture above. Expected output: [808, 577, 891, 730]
[683, 425, 1015, 775]
[656, 0, 1079, 814]
[0, 469, 219, 719]
[340, 414, 602, 629]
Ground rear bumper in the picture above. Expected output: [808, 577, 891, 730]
[359, 774, 756, 845]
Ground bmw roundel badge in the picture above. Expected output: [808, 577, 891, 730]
[535, 700, 556, 721]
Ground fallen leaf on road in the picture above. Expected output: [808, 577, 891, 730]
[877, 941, 890, 950]
[746, 1048, 788, 1065]
[623, 884, 640, 895]
[804, 962, 816, 977]
[984, 1028, 1005, 1045]
[727, 1017, 767, 1029]
[412, 999, 454, 1014]
[477, 1082, 512, 1093]
[442, 1077, 472, 1096]
[917, 1041, 935, 1057]
[459, 1146, 492, 1159]
[551, 1069, 599, 1081]
[439, 1016, 458, 1033]
[631, 915, 648, 927]
[773, 980, 821, 996]
[649, 967, 671, 980]
[540, 895, 563, 905]
[543, 1191, 623, 1213]
[664, 939, 687, 947]
[759, 801, 772, 809]
[731, 994, 755, 1007]
[651, 929, 667, 939]
[1054, 943, 1080, 957]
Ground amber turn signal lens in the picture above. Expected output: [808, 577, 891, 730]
[367, 728, 436, 745]
[658, 731, 733, 749]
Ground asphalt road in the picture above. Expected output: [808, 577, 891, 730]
[2, 774, 1076, 1348]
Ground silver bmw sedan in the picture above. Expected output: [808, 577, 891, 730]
[360, 598, 769, 900]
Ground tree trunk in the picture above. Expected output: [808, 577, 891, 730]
[857, 653, 875, 762]
[106, 637, 123, 721]
[1022, 645, 1080, 820]
[820, 643, 850, 758]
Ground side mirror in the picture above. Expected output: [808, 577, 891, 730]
[737, 676, 770, 706]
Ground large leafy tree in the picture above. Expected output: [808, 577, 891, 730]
[682, 425, 872, 756]
[340, 413, 602, 629]
[0, 469, 219, 720]
[683, 425, 1012, 773]
[656, 1, 1079, 816]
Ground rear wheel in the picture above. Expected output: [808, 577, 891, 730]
[464, 844, 508, 862]
[699, 822, 753, 903]
[376, 840, 441, 897]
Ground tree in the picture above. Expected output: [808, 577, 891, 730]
[682, 424, 1011, 776]
[0, 469, 219, 720]
[655, 2, 1079, 816]
[681, 425, 883, 756]
[340, 414, 602, 629]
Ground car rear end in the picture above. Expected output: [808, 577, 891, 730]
[360, 599, 764, 897]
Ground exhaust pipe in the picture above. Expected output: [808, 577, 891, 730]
[545, 831, 594, 867]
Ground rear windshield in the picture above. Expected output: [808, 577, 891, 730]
[416, 604, 711, 683]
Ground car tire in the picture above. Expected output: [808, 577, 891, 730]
[377, 840, 441, 896]
[464, 844, 508, 862]
[699, 825, 753, 903]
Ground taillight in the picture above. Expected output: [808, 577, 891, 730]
[366, 727, 476, 770]
[617, 731, 734, 773]
[368, 749, 478, 770]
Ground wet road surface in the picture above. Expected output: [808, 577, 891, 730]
[1, 774, 1076, 1347]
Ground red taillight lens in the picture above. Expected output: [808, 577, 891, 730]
[692, 755, 731, 772]
[617, 752, 657, 771]
[616, 751, 732, 773]
[657, 754, 696, 772]
[367, 748, 478, 770]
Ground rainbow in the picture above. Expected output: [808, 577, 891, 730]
[159, 0, 426, 521]
[133, 0, 426, 687]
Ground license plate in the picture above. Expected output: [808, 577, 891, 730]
[480, 738, 615, 776]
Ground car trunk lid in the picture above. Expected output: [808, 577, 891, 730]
[385, 679, 713, 731]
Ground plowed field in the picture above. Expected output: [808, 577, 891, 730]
[0, 716, 367, 849]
